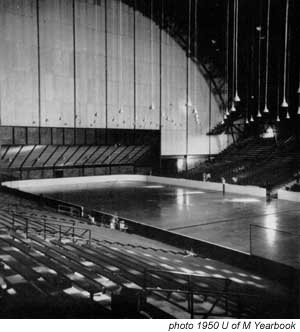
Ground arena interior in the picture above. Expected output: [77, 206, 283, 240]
[0, 0, 300, 319]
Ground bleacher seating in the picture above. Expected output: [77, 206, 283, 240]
[0, 144, 152, 180]
[183, 136, 300, 189]
[0, 191, 292, 318]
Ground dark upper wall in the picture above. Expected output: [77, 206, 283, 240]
[0, 126, 159, 146]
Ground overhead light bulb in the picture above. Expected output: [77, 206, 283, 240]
[263, 105, 269, 113]
[286, 111, 290, 119]
[281, 98, 288, 108]
[234, 93, 240, 102]
[276, 115, 280, 122]
[230, 102, 236, 112]
[257, 110, 262, 118]
[250, 115, 254, 122]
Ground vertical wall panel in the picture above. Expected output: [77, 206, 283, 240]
[75, 0, 106, 129]
[135, 5, 160, 130]
[39, 0, 74, 127]
[0, 0, 39, 126]
[0, 0, 226, 156]
[188, 64, 225, 155]
[161, 31, 187, 155]
[107, 0, 134, 129]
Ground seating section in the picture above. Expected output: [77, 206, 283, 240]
[0, 192, 292, 318]
[1, 144, 151, 171]
[183, 136, 300, 189]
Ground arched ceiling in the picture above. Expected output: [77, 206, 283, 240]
[123, 0, 300, 129]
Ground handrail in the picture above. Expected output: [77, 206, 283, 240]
[4, 212, 92, 245]
[58, 204, 83, 218]
[142, 268, 251, 318]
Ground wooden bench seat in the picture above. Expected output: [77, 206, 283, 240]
[89, 243, 187, 291]
[80, 243, 183, 294]
[0, 238, 71, 292]
[28, 236, 106, 298]
[68, 244, 144, 290]
[59, 242, 130, 290]
[0, 247, 40, 282]
[0, 236, 71, 276]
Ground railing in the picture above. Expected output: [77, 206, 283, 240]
[8, 213, 91, 245]
[250, 224, 300, 268]
[142, 269, 255, 318]
[58, 204, 83, 218]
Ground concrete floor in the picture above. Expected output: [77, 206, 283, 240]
[43, 180, 300, 268]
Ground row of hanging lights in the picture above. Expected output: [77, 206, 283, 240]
[223, 0, 299, 125]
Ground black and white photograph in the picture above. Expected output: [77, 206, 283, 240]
[0, 0, 300, 321]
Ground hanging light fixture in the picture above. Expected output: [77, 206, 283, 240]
[297, 67, 300, 114]
[281, 0, 289, 108]
[118, 0, 123, 117]
[230, 102, 236, 112]
[247, 14, 256, 126]
[276, 55, 281, 123]
[234, 0, 240, 102]
[245, 118, 249, 124]
[225, 0, 230, 119]
[231, 0, 236, 108]
[149, 0, 155, 112]
[250, 115, 254, 122]
[257, 23, 262, 118]
[263, 0, 271, 113]
[286, 111, 290, 119]
[185, 0, 192, 131]
[194, 0, 198, 124]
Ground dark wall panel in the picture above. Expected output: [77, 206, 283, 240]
[28, 169, 43, 179]
[64, 168, 81, 177]
[52, 128, 64, 145]
[75, 128, 85, 145]
[86, 129, 96, 145]
[14, 127, 27, 145]
[40, 127, 52, 145]
[64, 128, 75, 145]
[0, 127, 13, 145]
[95, 129, 106, 145]
[94, 166, 109, 175]
[84, 167, 95, 176]
[42, 169, 54, 178]
[28, 127, 40, 145]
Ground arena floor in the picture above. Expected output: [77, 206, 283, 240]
[40, 180, 300, 268]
